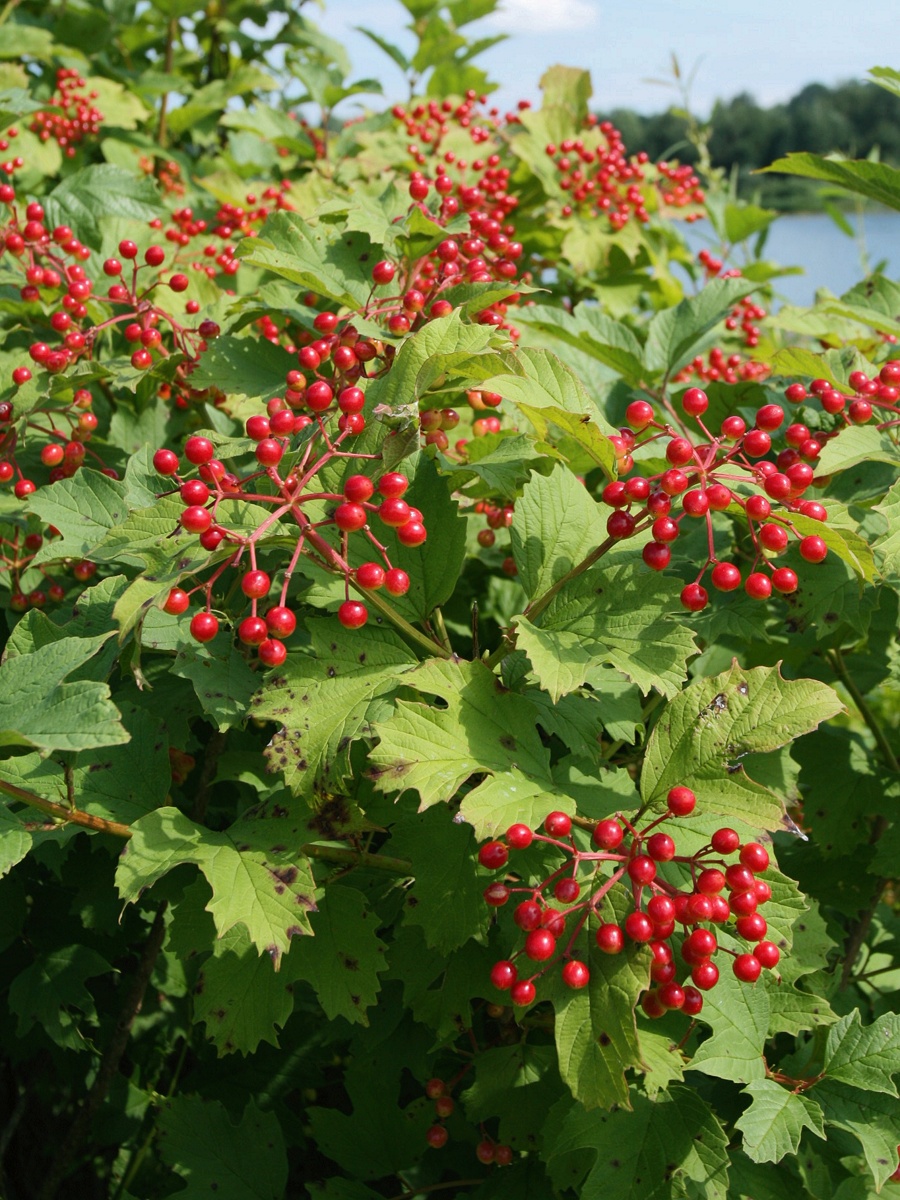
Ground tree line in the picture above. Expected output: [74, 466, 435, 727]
[600, 80, 900, 207]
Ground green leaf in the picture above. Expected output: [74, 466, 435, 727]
[43, 165, 164, 249]
[736, 1079, 826, 1163]
[9, 944, 113, 1049]
[509, 466, 601, 600]
[236, 210, 374, 309]
[514, 304, 646, 386]
[643, 277, 757, 377]
[307, 1062, 431, 1181]
[195, 927, 296, 1056]
[518, 562, 699, 701]
[482, 346, 618, 438]
[815, 1080, 900, 1190]
[116, 806, 317, 964]
[190, 334, 296, 403]
[284, 884, 387, 1024]
[28, 470, 128, 563]
[389, 808, 489, 953]
[689, 964, 770, 1083]
[761, 153, 900, 213]
[172, 638, 259, 731]
[816, 424, 900, 476]
[389, 927, 492, 1040]
[158, 1096, 287, 1200]
[0, 632, 128, 753]
[544, 1085, 729, 1200]
[723, 202, 778, 244]
[552, 907, 649, 1110]
[873, 477, 900, 581]
[368, 657, 555, 816]
[517, 403, 618, 477]
[823, 1010, 900, 1095]
[0, 803, 32, 878]
[251, 619, 415, 796]
[640, 661, 843, 830]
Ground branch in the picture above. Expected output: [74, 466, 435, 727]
[301, 843, 411, 874]
[0, 778, 132, 839]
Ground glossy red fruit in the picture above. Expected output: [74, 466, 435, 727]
[241, 570, 271, 598]
[544, 811, 572, 837]
[490, 960, 517, 990]
[384, 568, 410, 596]
[356, 562, 385, 589]
[799, 535, 827, 563]
[754, 941, 781, 969]
[561, 959, 590, 989]
[163, 588, 190, 615]
[745, 572, 772, 600]
[184, 436, 214, 464]
[682, 387, 708, 416]
[153, 448, 179, 475]
[524, 929, 556, 961]
[691, 960, 719, 990]
[180, 505, 212, 534]
[238, 616, 268, 646]
[397, 520, 427, 547]
[596, 924, 624, 954]
[190, 611, 218, 642]
[734, 953, 762, 982]
[509, 979, 536, 1007]
[265, 606, 296, 637]
[338, 600, 368, 629]
[680, 582, 708, 612]
[593, 818, 624, 848]
[771, 567, 798, 594]
[740, 842, 770, 872]
[506, 823, 533, 849]
[343, 474, 375, 503]
[667, 785, 696, 816]
[478, 840, 508, 870]
[624, 911, 654, 942]
[425, 1125, 448, 1149]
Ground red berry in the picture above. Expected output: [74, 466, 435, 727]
[506, 823, 533, 849]
[745, 572, 772, 600]
[682, 986, 704, 1016]
[544, 811, 572, 837]
[265, 606, 296, 637]
[426, 1125, 448, 1150]
[799, 535, 827, 563]
[384, 568, 410, 596]
[372, 260, 396, 285]
[514, 900, 542, 931]
[711, 562, 741, 592]
[658, 981, 685, 1010]
[490, 960, 517, 990]
[561, 959, 590, 989]
[334, 502, 368, 532]
[733, 953, 762, 983]
[190, 611, 219, 642]
[596, 923, 624, 954]
[667, 785, 696, 816]
[754, 941, 781, 969]
[646, 833, 675, 862]
[153, 448, 179, 475]
[593, 818, 624, 848]
[255, 438, 284, 467]
[509, 979, 535, 1007]
[184, 436, 214, 465]
[238, 616, 268, 646]
[771, 567, 798, 594]
[163, 588, 190, 615]
[397, 520, 427, 547]
[478, 840, 508, 870]
[740, 842, 770, 872]
[525, 929, 556, 962]
[682, 387, 708, 416]
[338, 600, 368, 629]
[180, 505, 212, 534]
[736, 913, 768, 942]
[647, 896, 676, 925]
[624, 911, 654, 942]
[356, 562, 385, 589]
[378, 472, 408, 498]
[680, 582, 708, 612]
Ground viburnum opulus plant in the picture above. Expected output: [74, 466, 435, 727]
[0, 1, 898, 1197]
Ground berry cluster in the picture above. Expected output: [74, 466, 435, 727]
[479, 787, 779, 1015]
[29, 68, 103, 157]
[796, 361, 900, 429]
[604, 384, 831, 610]
[422, 1077, 514, 1165]
[154, 419, 423, 655]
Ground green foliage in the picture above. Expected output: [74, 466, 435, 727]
[0, 5, 897, 1199]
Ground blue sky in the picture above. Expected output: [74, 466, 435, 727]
[322, 0, 894, 115]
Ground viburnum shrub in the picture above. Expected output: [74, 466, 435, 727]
[0, 2, 898, 1197]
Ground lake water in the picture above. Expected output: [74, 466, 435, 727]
[682, 210, 900, 308]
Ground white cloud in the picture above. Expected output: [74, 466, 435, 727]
[487, 0, 598, 34]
